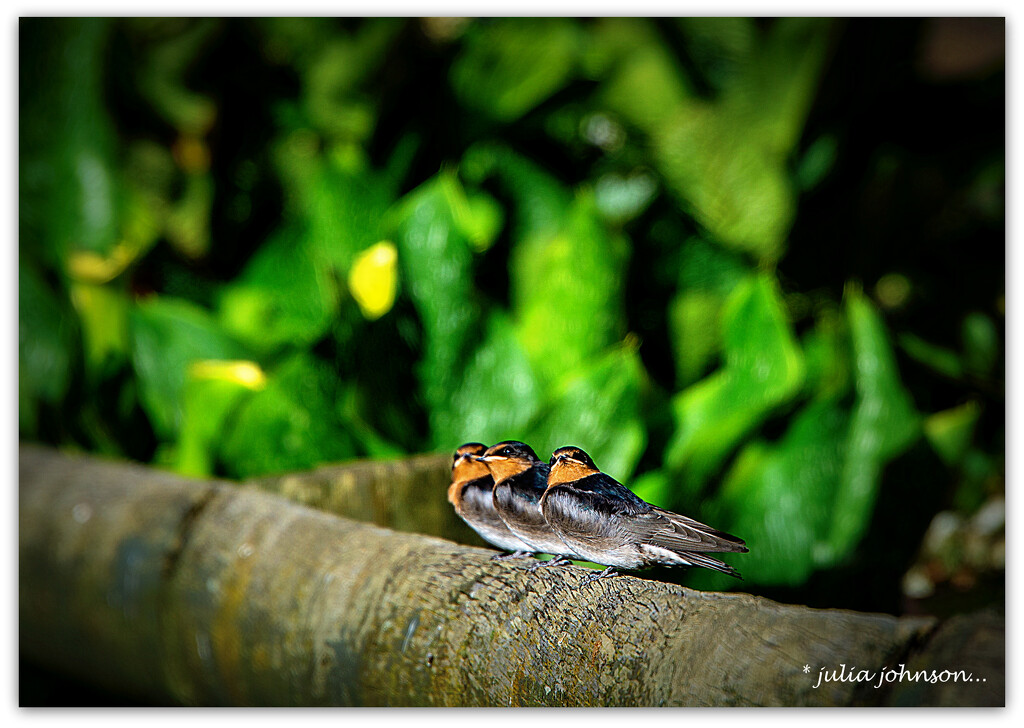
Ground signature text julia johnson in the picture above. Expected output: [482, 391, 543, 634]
[811, 663, 984, 690]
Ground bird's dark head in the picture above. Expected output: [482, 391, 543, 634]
[547, 446, 600, 487]
[475, 440, 542, 484]
[451, 442, 489, 483]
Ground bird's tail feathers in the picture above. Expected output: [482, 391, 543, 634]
[677, 550, 743, 579]
[653, 507, 749, 553]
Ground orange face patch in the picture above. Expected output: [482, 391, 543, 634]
[547, 458, 599, 487]
[451, 456, 490, 485]
[482, 456, 532, 484]
[455, 443, 486, 459]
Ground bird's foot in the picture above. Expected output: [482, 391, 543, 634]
[580, 566, 618, 586]
[491, 550, 532, 561]
[526, 555, 571, 573]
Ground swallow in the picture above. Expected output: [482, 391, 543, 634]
[540, 446, 748, 583]
[475, 441, 577, 570]
[448, 443, 533, 559]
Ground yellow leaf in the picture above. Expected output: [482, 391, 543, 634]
[188, 360, 267, 390]
[68, 243, 136, 283]
[348, 241, 398, 320]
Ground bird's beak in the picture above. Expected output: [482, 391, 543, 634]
[553, 455, 583, 469]
[475, 454, 505, 463]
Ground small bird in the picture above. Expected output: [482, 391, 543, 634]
[475, 441, 577, 569]
[540, 446, 748, 583]
[448, 443, 533, 558]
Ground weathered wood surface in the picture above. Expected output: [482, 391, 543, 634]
[246, 452, 484, 545]
[19, 444, 1003, 706]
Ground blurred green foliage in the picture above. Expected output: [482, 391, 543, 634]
[19, 18, 1004, 605]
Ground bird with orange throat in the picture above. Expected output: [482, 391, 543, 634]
[449, 443, 533, 558]
[475, 441, 578, 570]
[541, 446, 748, 584]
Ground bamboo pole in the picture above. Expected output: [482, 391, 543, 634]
[19, 444, 1003, 706]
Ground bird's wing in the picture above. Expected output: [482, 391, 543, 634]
[630, 506, 748, 554]
[541, 474, 647, 547]
[541, 483, 644, 543]
[568, 473, 651, 513]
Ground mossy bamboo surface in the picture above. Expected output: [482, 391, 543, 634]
[19, 444, 1003, 706]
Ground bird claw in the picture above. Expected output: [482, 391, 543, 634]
[491, 550, 531, 561]
[580, 566, 618, 586]
[526, 555, 571, 573]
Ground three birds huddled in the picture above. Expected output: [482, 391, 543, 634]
[448, 440, 748, 583]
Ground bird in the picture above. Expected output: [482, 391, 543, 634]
[540, 446, 748, 583]
[448, 443, 534, 558]
[475, 440, 577, 569]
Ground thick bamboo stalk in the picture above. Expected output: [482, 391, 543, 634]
[19, 444, 1003, 706]
[245, 452, 484, 545]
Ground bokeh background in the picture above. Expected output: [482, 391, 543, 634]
[20, 18, 1003, 622]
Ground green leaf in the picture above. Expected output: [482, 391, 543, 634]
[164, 171, 213, 259]
[451, 19, 579, 122]
[725, 18, 833, 159]
[392, 173, 481, 443]
[303, 20, 402, 142]
[218, 223, 338, 352]
[591, 18, 694, 130]
[676, 235, 750, 295]
[961, 312, 999, 377]
[433, 312, 541, 449]
[795, 133, 839, 191]
[219, 353, 358, 479]
[129, 297, 250, 439]
[898, 332, 963, 379]
[461, 190, 506, 252]
[19, 263, 76, 433]
[826, 291, 921, 560]
[924, 401, 981, 467]
[675, 18, 756, 93]
[525, 343, 647, 482]
[665, 274, 805, 497]
[131, 18, 219, 134]
[713, 400, 849, 585]
[953, 449, 999, 514]
[20, 18, 120, 268]
[278, 149, 396, 275]
[70, 282, 129, 380]
[668, 290, 724, 388]
[653, 107, 794, 262]
[171, 375, 257, 477]
[650, 19, 832, 263]
[335, 386, 405, 460]
[511, 192, 629, 388]
[801, 308, 853, 402]
[702, 292, 924, 585]
[461, 143, 571, 237]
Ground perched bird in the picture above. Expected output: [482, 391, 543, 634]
[540, 446, 748, 583]
[448, 443, 533, 558]
[475, 441, 577, 568]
